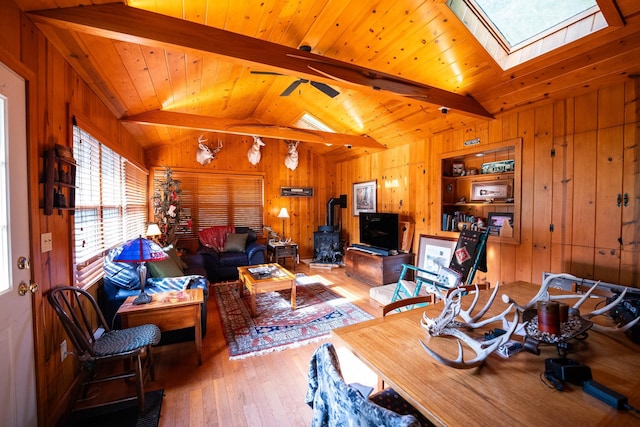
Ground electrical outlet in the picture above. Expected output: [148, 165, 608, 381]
[60, 340, 67, 362]
[41, 233, 53, 253]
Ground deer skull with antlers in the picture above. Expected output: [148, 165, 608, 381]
[196, 135, 223, 166]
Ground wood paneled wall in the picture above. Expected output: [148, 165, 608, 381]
[337, 79, 640, 288]
[2, 2, 148, 426]
[145, 133, 337, 256]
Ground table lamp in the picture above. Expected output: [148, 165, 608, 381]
[114, 236, 167, 305]
[277, 207, 290, 242]
[145, 223, 162, 243]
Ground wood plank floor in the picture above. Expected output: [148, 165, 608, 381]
[150, 263, 385, 427]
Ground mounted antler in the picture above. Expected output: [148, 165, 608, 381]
[284, 140, 299, 170]
[247, 135, 265, 165]
[420, 283, 519, 369]
[196, 135, 223, 166]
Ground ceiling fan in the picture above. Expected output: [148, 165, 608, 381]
[251, 46, 340, 98]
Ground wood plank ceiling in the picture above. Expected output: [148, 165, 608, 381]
[13, 0, 640, 163]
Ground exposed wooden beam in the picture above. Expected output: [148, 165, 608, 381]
[597, 0, 624, 27]
[121, 110, 386, 150]
[27, 3, 493, 119]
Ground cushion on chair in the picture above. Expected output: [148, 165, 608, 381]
[147, 257, 184, 278]
[217, 251, 248, 267]
[103, 246, 141, 290]
[223, 233, 248, 252]
[199, 225, 235, 251]
[93, 324, 161, 356]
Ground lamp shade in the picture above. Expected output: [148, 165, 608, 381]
[145, 223, 162, 237]
[114, 237, 168, 263]
[277, 207, 290, 219]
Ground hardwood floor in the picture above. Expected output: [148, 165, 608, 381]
[150, 263, 384, 427]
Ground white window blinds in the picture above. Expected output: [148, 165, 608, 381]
[73, 124, 148, 287]
[151, 168, 264, 242]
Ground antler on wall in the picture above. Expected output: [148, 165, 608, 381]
[247, 135, 265, 165]
[196, 134, 223, 166]
[284, 140, 299, 170]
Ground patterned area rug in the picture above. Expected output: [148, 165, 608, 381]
[212, 277, 374, 359]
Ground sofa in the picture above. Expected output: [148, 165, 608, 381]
[197, 226, 266, 283]
[102, 244, 209, 343]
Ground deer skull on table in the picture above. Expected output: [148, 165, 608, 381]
[196, 135, 223, 166]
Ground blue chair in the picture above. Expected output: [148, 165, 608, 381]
[48, 286, 161, 415]
[306, 342, 429, 426]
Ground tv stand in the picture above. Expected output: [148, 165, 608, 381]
[345, 248, 414, 286]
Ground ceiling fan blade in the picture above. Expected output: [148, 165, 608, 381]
[309, 81, 340, 98]
[280, 79, 304, 96]
[250, 70, 285, 76]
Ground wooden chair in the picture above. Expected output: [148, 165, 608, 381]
[48, 286, 161, 415]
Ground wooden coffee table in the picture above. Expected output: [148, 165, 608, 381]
[117, 288, 203, 365]
[237, 263, 296, 317]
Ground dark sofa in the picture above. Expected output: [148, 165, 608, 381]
[197, 226, 266, 283]
[102, 244, 209, 342]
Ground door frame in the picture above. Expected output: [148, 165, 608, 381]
[0, 48, 47, 425]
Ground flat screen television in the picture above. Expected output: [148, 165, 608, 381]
[359, 212, 399, 251]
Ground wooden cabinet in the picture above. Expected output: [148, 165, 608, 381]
[344, 249, 414, 286]
[439, 138, 522, 244]
[42, 148, 76, 215]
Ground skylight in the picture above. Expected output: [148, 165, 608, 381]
[472, 0, 598, 48]
[448, 0, 605, 69]
[295, 113, 335, 133]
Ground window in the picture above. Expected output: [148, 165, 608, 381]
[151, 168, 264, 242]
[73, 124, 148, 287]
[449, 0, 604, 69]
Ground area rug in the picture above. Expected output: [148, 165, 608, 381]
[66, 389, 164, 427]
[213, 277, 374, 359]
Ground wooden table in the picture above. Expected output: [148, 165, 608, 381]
[267, 242, 299, 270]
[332, 282, 640, 426]
[237, 263, 296, 317]
[117, 288, 203, 365]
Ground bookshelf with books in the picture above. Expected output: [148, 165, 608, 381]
[439, 138, 521, 244]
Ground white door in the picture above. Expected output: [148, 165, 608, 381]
[0, 62, 37, 427]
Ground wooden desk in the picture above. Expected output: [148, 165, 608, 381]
[117, 289, 203, 365]
[332, 282, 640, 426]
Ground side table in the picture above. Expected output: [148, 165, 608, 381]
[117, 289, 203, 365]
[267, 241, 299, 270]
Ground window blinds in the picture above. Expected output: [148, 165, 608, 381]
[151, 168, 264, 242]
[73, 125, 148, 287]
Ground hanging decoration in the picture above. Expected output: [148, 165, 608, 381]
[247, 135, 265, 165]
[284, 140, 299, 170]
[152, 167, 188, 246]
[196, 134, 223, 166]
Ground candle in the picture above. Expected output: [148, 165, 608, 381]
[537, 301, 560, 335]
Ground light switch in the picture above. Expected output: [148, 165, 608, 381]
[41, 232, 52, 252]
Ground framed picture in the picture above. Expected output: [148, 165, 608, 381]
[353, 180, 377, 216]
[487, 212, 514, 236]
[470, 179, 513, 201]
[416, 234, 458, 280]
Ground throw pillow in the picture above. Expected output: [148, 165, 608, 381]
[103, 246, 141, 290]
[147, 257, 184, 278]
[163, 245, 188, 271]
[223, 233, 248, 252]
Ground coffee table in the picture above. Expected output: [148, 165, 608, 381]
[237, 263, 296, 317]
[117, 288, 203, 365]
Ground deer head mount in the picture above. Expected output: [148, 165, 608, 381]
[196, 135, 223, 166]
[247, 136, 265, 165]
[284, 140, 299, 171]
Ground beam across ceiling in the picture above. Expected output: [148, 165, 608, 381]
[28, 3, 493, 119]
[122, 111, 386, 150]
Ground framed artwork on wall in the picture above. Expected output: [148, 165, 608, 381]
[416, 234, 458, 281]
[353, 180, 377, 216]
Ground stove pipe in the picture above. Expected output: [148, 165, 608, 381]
[326, 194, 347, 229]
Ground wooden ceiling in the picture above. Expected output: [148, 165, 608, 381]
[14, 0, 640, 163]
